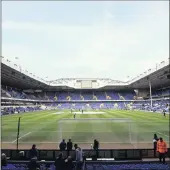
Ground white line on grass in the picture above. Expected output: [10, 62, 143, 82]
[32, 130, 114, 133]
[12, 132, 32, 143]
[156, 132, 169, 138]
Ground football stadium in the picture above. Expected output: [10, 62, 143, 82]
[1, 1, 170, 170]
[1, 57, 170, 169]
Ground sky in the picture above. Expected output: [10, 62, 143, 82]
[2, 1, 169, 81]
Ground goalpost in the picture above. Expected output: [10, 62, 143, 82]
[57, 118, 138, 148]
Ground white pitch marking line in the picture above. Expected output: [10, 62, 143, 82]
[156, 131, 169, 138]
[32, 131, 114, 133]
[12, 132, 32, 143]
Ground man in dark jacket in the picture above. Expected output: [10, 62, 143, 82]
[1, 153, 7, 167]
[93, 139, 99, 150]
[29, 144, 38, 159]
[59, 139, 66, 151]
[153, 134, 159, 157]
[65, 156, 74, 170]
[67, 139, 73, 151]
[28, 157, 40, 170]
[54, 153, 65, 170]
[93, 139, 99, 158]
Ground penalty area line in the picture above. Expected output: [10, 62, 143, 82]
[12, 132, 32, 143]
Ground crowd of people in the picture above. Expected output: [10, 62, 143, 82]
[1, 136, 168, 170]
[28, 143, 83, 170]
[1, 139, 99, 170]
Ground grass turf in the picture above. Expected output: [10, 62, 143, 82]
[1, 110, 169, 149]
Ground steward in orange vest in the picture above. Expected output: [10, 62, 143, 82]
[157, 137, 167, 163]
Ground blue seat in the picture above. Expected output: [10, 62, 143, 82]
[2, 162, 170, 170]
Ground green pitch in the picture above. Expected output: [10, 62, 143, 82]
[1, 110, 169, 149]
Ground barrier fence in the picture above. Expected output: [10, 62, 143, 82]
[2, 148, 170, 161]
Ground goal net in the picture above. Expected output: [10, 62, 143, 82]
[58, 118, 138, 148]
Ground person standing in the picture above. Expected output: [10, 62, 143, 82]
[65, 156, 74, 170]
[74, 113, 76, 119]
[93, 139, 99, 158]
[29, 144, 38, 159]
[163, 109, 166, 117]
[1, 153, 7, 167]
[67, 139, 73, 151]
[157, 137, 167, 164]
[93, 139, 99, 150]
[28, 157, 40, 170]
[54, 153, 65, 170]
[74, 144, 83, 170]
[59, 139, 66, 151]
[153, 134, 159, 157]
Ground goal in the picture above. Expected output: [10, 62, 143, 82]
[57, 118, 138, 147]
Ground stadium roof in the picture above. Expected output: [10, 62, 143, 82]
[1, 56, 169, 90]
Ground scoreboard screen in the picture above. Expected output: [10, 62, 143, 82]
[75, 80, 98, 89]
[81, 80, 92, 88]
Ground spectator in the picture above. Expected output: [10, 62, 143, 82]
[1, 153, 7, 167]
[67, 139, 73, 151]
[28, 157, 40, 170]
[157, 137, 167, 164]
[29, 144, 38, 159]
[93, 139, 99, 158]
[59, 139, 66, 151]
[153, 134, 159, 157]
[54, 152, 65, 170]
[65, 156, 74, 170]
[93, 139, 99, 150]
[74, 144, 83, 170]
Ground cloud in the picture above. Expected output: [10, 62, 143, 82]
[2, 1, 169, 81]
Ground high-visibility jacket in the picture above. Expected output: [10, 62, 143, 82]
[157, 140, 167, 153]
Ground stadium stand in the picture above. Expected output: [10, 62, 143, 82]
[2, 162, 170, 170]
